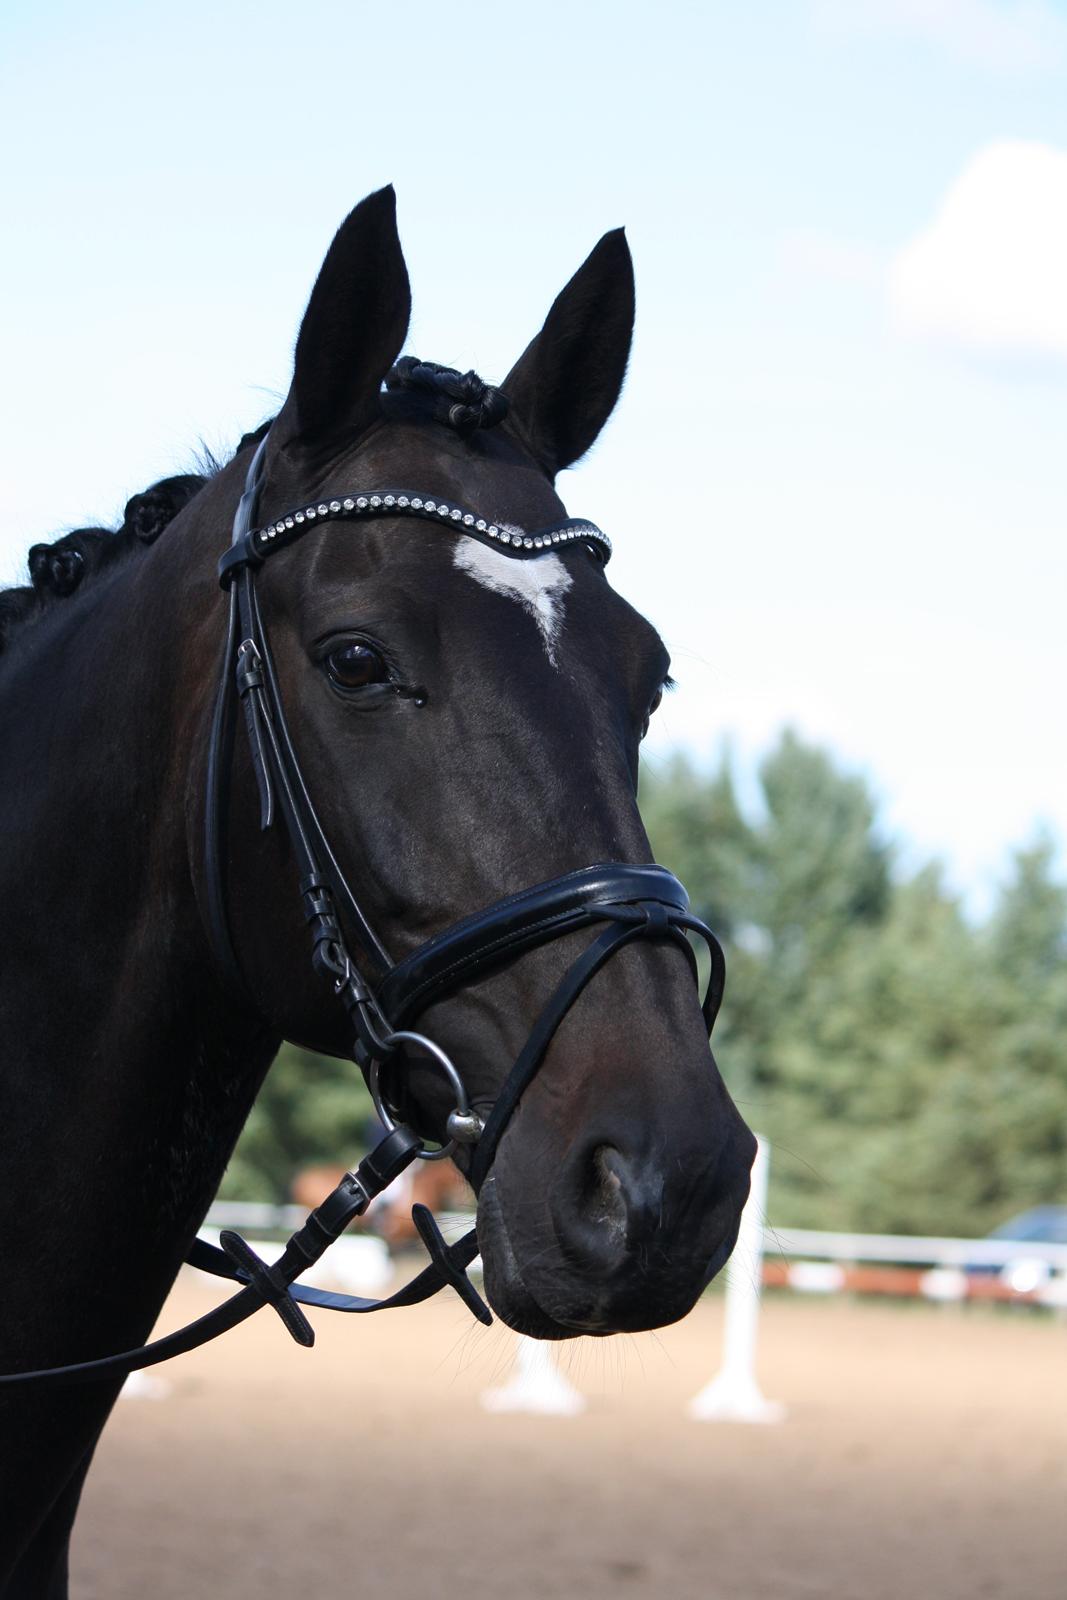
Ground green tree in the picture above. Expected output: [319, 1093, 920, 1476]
[642, 735, 1067, 1236]
[639, 748, 757, 941]
[219, 1043, 374, 1202]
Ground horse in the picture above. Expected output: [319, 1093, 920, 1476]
[0, 185, 755, 1597]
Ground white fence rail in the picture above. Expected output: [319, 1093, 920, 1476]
[204, 1205, 1067, 1273]
[206, 1200, 308, 1232]
[764, 1228, 1067, 1270]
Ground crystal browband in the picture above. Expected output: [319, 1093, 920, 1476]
[218, 488, 611, 587]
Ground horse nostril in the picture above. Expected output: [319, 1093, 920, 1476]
[587, 1144, 629, 1241]
[555, 1140, 666, 1273]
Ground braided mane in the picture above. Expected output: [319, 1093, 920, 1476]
[0, 472, 207, 658]
[384, 358, 509, 439]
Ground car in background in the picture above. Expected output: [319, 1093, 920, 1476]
[988, 1206, 1067, 1247]
[980, 1206, 1067, 1296]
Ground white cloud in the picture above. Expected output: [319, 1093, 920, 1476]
[814, 0, 1067, 73]
[889, 140, 1067, 363]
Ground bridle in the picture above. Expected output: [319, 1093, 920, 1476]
[2, 432, 726, 1390]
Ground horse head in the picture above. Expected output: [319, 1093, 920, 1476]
[186, 187, 755, 1339]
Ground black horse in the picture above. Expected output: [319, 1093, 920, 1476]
[0, 187, 755, 1597]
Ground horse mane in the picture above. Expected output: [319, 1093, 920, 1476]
[383, 358, 508, 438]
[0, 421, 277, 660]
[0, 363, 502, 660]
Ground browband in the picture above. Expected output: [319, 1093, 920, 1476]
[219, 488, 611, 587]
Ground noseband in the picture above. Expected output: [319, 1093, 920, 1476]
[2, 433, 726, 1390]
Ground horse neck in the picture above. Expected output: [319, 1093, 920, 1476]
[0, 493, 276, 1309]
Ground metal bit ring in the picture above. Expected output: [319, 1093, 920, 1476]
[368, 1030, 483, 1162]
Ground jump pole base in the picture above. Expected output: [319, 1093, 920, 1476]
[687, 1368, 785, 1425]
[687, 1134, 785, 1425]
[481, 1335, 586, 1417]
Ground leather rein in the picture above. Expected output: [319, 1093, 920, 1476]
[1, 435, 725, 1389]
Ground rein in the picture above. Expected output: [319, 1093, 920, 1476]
[1, 435, 725, 1389]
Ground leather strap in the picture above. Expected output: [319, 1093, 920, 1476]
[0, 1129, 489, 1390]
[467, 903, 722, 1191]
[378, 862, 695, 1025]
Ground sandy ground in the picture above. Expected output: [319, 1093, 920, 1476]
[72, 1270, 1066, 1600]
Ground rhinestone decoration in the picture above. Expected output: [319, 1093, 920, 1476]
[246, 491, 612, 566]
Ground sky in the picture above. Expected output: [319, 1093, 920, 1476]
[2, 0, 1065, 909]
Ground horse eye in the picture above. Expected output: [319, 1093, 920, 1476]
[324, 642, 389, 690]
[641, 681, 670, 740]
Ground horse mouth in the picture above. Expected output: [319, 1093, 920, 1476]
[474, 1171, 691, 1340]
[473, 1175, 597, 1339]
[474, 1140, 750, 1340]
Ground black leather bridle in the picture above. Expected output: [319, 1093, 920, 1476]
[2, 434, 726, 1390]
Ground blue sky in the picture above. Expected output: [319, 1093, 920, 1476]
[2, 0, 1065, 906]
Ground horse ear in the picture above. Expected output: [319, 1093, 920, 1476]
[502, 229, 635, 477]
[271, 186, 411, 455]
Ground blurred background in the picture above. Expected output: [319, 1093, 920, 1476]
[3, 2, 1065, 1596]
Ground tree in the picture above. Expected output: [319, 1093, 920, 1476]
[218, 1043, 374, 1202]
[642, 735, 1067, 1235]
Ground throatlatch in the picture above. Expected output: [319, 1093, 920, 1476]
[1, 428, 726, 1389]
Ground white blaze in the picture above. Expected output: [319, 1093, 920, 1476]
[452, 533, 572, 666]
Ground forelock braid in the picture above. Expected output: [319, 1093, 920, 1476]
[385, 357, 509, 439]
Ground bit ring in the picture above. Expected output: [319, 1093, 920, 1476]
[368, 1030, 483, 1162]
